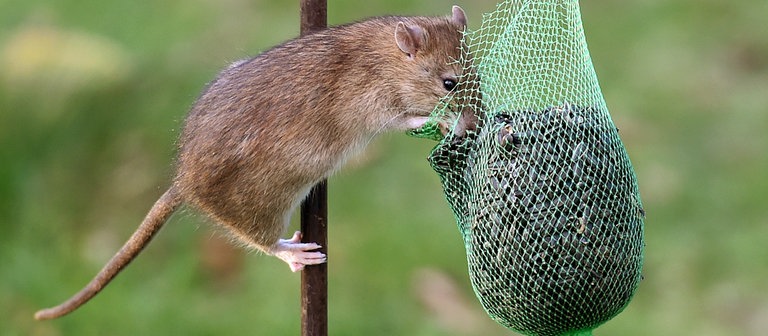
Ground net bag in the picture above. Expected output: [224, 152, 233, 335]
[410, 1, 645, 335]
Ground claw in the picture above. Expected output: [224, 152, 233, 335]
[270, 231, 326, 272]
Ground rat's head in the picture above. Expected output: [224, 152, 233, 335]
[384, 6, 469, 131]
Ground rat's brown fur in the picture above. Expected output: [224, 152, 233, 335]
[177, 12, 467, 248]
[35, 6, 467, 320]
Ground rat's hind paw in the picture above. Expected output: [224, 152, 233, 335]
[270, 231, 327, 272]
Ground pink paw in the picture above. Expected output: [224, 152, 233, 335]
[270, 231, 326, 272]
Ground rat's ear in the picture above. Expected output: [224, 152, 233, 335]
[395, 22, 425, 58]
[452, 5, 467, 28]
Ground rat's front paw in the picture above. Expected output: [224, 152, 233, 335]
[270, 231, 326, 272]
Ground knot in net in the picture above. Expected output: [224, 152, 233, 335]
[410, 1, 645, 335]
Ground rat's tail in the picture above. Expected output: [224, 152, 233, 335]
[34, 186, 183, 320]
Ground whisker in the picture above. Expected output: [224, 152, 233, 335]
[361, 107, 432, 149]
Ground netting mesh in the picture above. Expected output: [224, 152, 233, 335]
[410, 1, 645, 335]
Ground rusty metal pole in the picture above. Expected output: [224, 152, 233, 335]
[299, 180, 327, 336]
[299, 2, 327, 336]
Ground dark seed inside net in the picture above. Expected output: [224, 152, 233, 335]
[428, 104, 644, 336]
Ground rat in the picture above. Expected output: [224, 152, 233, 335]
[35, 5, 469, 320]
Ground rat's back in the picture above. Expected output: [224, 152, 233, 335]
[173, 22, 374, 246]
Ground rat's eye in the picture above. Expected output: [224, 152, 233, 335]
[443, 79, 457, 91]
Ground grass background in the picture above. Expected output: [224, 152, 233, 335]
[1, 0, 767, 335]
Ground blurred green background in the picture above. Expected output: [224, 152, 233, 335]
[1, 0, 766, 335]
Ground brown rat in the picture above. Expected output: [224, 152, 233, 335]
[35, 6, 469, 320]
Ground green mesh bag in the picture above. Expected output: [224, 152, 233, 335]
[410, 1, 645, 335]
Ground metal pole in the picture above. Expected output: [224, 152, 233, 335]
[299, 2, 327, 336]
[300, 181, 327, 336]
